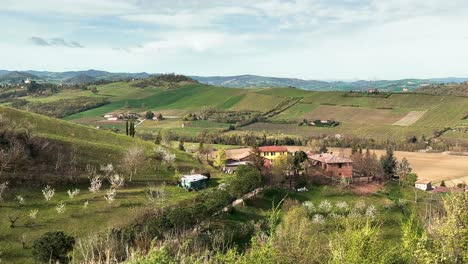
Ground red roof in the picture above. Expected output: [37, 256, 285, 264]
[259, 146, 288, 152]
[308, 153, 352, 164]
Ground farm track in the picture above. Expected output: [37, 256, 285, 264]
[393, 111, 427, 126]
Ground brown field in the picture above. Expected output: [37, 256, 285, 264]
[302, 105, 406, 124]
[392, 111, 427, 126]
[220, 146, 468, 187]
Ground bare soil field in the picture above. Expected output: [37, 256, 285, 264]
[221, 146, 468, 187]
[392, 110, 427, 126]
[303, 105, 405, 124]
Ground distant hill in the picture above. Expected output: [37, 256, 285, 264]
[416, 82, 468, 96]
[192, 75, 331, 90]
[0, 69, 150, 84]
[0, 71, 41, 84]
[64, 73, 97, 84]
[191, 75, 442, 92]
[2, 69, 468, 91]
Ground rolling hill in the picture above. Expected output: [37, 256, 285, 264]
[416, 82, 468, 96]
[2, 69, 468, 91]
[0, 71, 41, 84]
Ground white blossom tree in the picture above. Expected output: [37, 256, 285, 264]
[67, 189, 80, 199]
[55, 201, 66, 214]
[89, 176, 102, 193]
[108, 174, 125, 189]
[42, 186, 55, 201]
[104, 188, 117, 204]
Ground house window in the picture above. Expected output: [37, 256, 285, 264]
[338, 164, 342, 168]
[271, 152, 275, 156]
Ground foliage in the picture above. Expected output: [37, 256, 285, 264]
[380, 147, 397, 180]
[12, 97, 109, 118]
[226, 165, 262, 198]
[31, 231, 75, 263]
[145, 111, 154, 120]
[213, 147, 227, 168]
[328, 220, 395, 264]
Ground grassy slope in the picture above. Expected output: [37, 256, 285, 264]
[0, 106, 216, 263]
[13, 82, 467, 142]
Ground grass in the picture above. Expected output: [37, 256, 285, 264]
[240, 122, 435, 141]
[0, 106, 225, 263]
[0, 176, 218, 263]
[8, 82, 468, 144]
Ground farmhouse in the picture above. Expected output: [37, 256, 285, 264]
[259, 146, 289, 161]
[223, 151, 252, 174]
[308, 153, 353, 178]
[415, 179, 432, 191]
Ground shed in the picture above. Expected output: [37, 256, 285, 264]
[180, 174, 209, 191]
[415, 179, 432, 191]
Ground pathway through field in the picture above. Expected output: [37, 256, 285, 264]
[392, 111, 427, 126]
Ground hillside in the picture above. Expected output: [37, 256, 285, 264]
[0, 71, 40, 84]
[0, 106, 214, 263]
[63, 73, 97, 84]
[3, 69, 468, 91]
[416, 82, 468, 96]
[191, 75, 445, 91]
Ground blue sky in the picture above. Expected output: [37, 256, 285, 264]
[1, 0, 468, 80]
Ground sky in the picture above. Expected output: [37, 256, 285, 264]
[1, 0, 468, 80]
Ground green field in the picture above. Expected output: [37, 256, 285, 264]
[6, 81, 468, 143]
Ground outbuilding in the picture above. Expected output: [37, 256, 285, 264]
[180, 174, 209, 191]
[415, 179, 432, 191]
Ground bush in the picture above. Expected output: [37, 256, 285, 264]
[227, 165, 262, 198]
[32, 231, 75, 263]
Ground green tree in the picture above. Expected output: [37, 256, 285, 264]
[145, 111, 155, 120]
[213, 147, 227, 168]
[249, 144, 265, 171]
[32, 231, 75, 263]
[154, 131, 162, 145]
[380, 147, 397, 180]
[126, 120, 129, 136]
[440, 180, 446, 187]
[178, 139, 185, 151]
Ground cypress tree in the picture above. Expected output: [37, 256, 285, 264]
[126, 120, 129, 136]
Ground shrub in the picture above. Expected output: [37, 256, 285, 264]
[32, 231, 75, 263]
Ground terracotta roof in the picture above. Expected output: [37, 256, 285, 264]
[259, 146, 288, 152]
[308, 153, 352, 164]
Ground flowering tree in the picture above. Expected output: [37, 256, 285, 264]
[67, 189, 80, 199]
[15, 195, 25, 206]
[104, 188, 117, 204]
[29, 209, 38, 219]
[108, 174, 125, 189]
[89, 176, 102, 193]
[55, 202, 66, 214]
[42, 186, 55, 201]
